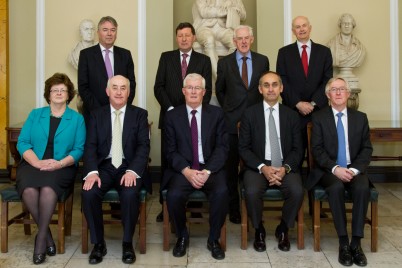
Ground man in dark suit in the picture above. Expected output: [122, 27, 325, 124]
[216, 24, 269, 224]
[154, 22, 212, 222]
[239, 71, 304, 252]
[276, 16, 333, 165]
[162, 73, 228, 260]
[306, 77, 372, 267]
[82, 75, 150, 265]
[78, 16, 136, 124]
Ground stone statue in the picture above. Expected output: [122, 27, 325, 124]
[68, 19, 96, 70]
[327, 13, 366, 110]
[327, 13, 366, 68]
[192, 0, 246, 80]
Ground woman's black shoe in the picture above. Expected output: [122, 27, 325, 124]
[46, 244, 56, 256]
[33, 253, 46, 264]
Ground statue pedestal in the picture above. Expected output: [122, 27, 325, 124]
[337, 67, 361, 110]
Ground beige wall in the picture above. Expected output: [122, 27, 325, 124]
[8, 0, 402, 167]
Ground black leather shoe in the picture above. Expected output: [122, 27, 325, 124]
[253, 230, 266, 252]
[33, 253, 46, 265]
[275, 226, 290, 251]
[173, 237, 188, 257]
[46, 243, 56, 256]
[89, 241, 107, 264]
[122, 242, 136, 264]
[156, 211, 163, 222]
[229, 211, 241, 224]
[351, 245, 367, 266]
[207, 240, 225, 260]
[338, 245, 353, 266]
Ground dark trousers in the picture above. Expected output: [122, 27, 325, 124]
[82, 159, 143, 244]
[320, 173, 370, 238]
[166, 170, 229, 241]
[225, 134, 240, 213]
[243, 169, 304, 229]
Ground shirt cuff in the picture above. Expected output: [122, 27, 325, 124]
[331, 165, 339, 174]
[349, 168, 360, 175]
[83, 170, 98, 180]
[167, 106, 174, 111]
[126, 169, 141, 178]
[257, 163, 265, 174]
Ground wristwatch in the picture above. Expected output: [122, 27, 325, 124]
[310, 101, 316, 107]
[283, 164, 291, 174]
[204, 169, 211, 175]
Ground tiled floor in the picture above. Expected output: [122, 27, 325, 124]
[1, 182, 402, 267]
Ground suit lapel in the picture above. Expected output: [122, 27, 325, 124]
[93, 45, 108, 79]
[200, 105, 210, 149]
[229, 52, 244, 88]
[173, 50, 184, 81]
[291, 42, 306, 79]
[256, 103, 266, 159]
[54, 107, 73, 137]
[39, 107, 50, 138]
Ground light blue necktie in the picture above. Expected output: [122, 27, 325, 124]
[336, 112, 347, 167]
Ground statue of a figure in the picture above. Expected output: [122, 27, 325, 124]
[68, 19, 96, 70]
[192, 0, 246, 79]
[327, 13, 366, 68]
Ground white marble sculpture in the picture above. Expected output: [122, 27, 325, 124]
[327, 13, 366, 109]
[192, 0, 246, 80]
[68, 19, 96, 70]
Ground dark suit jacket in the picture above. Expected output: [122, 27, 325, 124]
[216, 50, 269, 134]
[154, 49, 212, 129]
[78, 44, 136, 121]
[239, 102, 303, 173]
[305, 106, 373, 190]
[161, 104, 228, 189]
[276, 41, 332, 115]
[83, 104, 151, 192]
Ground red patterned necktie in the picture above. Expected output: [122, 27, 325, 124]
[190, 110, 199, 170]
[181, 53, 188, 80]
[301, 45, 308, 77]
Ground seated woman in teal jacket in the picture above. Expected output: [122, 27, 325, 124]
[16, 73, 86, 265]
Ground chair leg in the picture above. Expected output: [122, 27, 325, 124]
[82, 212, 88, 254]
[57, 202, 65, 254]
[220, 220, 226, 251]
[240, 198, 248, 250]
[65, 192, 73, 236]
[139, 201, 146, 254]
[162, 201, 170, 251]
[313, 199, 321, 252]
[1, 201, 9, 253]
[297, 198, 304, 250]
[371, 201, 378, 252]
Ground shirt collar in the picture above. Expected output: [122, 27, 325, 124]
[236, 50, 252, 61]
[331, 106, 347, 117]
[296, 39, 312, 49]
[110, 104, 127, 114]
[186, 104, 202, 115]
[263, 101, 279, 112]
[100, 43, 114, 53]
[180, 49, 193, 57]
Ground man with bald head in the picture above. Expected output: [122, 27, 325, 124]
[276, 16, 333, 170]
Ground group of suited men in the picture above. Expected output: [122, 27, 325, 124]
[78, 15, 372, 267]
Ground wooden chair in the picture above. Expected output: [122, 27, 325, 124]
[162, 189, 226, 251]
[81, 187, 148, 254]
[240, 187, 304, 250]
[307, 122, 379, 252]
[0, 185, 73, 254]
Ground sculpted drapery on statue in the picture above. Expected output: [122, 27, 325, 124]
[327, 13, 366, 68]
[192, 0, 246, 80]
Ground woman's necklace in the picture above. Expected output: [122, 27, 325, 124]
[50, 109, 64, 118]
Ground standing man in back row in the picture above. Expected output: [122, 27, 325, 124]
[78, 16, 136, 125]
[154, 22, 212, 222]
[276, 15, 332, 168]
[216, 24, 269, 224]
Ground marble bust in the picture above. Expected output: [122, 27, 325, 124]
[327, 13, 366, 68]
[68, 19, 96, 70]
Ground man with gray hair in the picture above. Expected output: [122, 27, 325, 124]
[216, 24, 269, 224]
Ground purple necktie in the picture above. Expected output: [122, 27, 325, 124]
[181, 53, 188, 80]
[105, 49, 113, 79]
[190, 110, 200, 170]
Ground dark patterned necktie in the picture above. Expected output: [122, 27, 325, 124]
[190, 110, 199, 170]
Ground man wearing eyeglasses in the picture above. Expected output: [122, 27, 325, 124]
[306, 77, 372, 267]
[162, 73, 229, 260]
[215, 24, 269, 224]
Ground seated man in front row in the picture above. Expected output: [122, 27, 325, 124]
[238, 71, 304, 252]
[162, 73, 229, 260]
[82, 75, 150, 265]
[306, 77, 372, 267]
